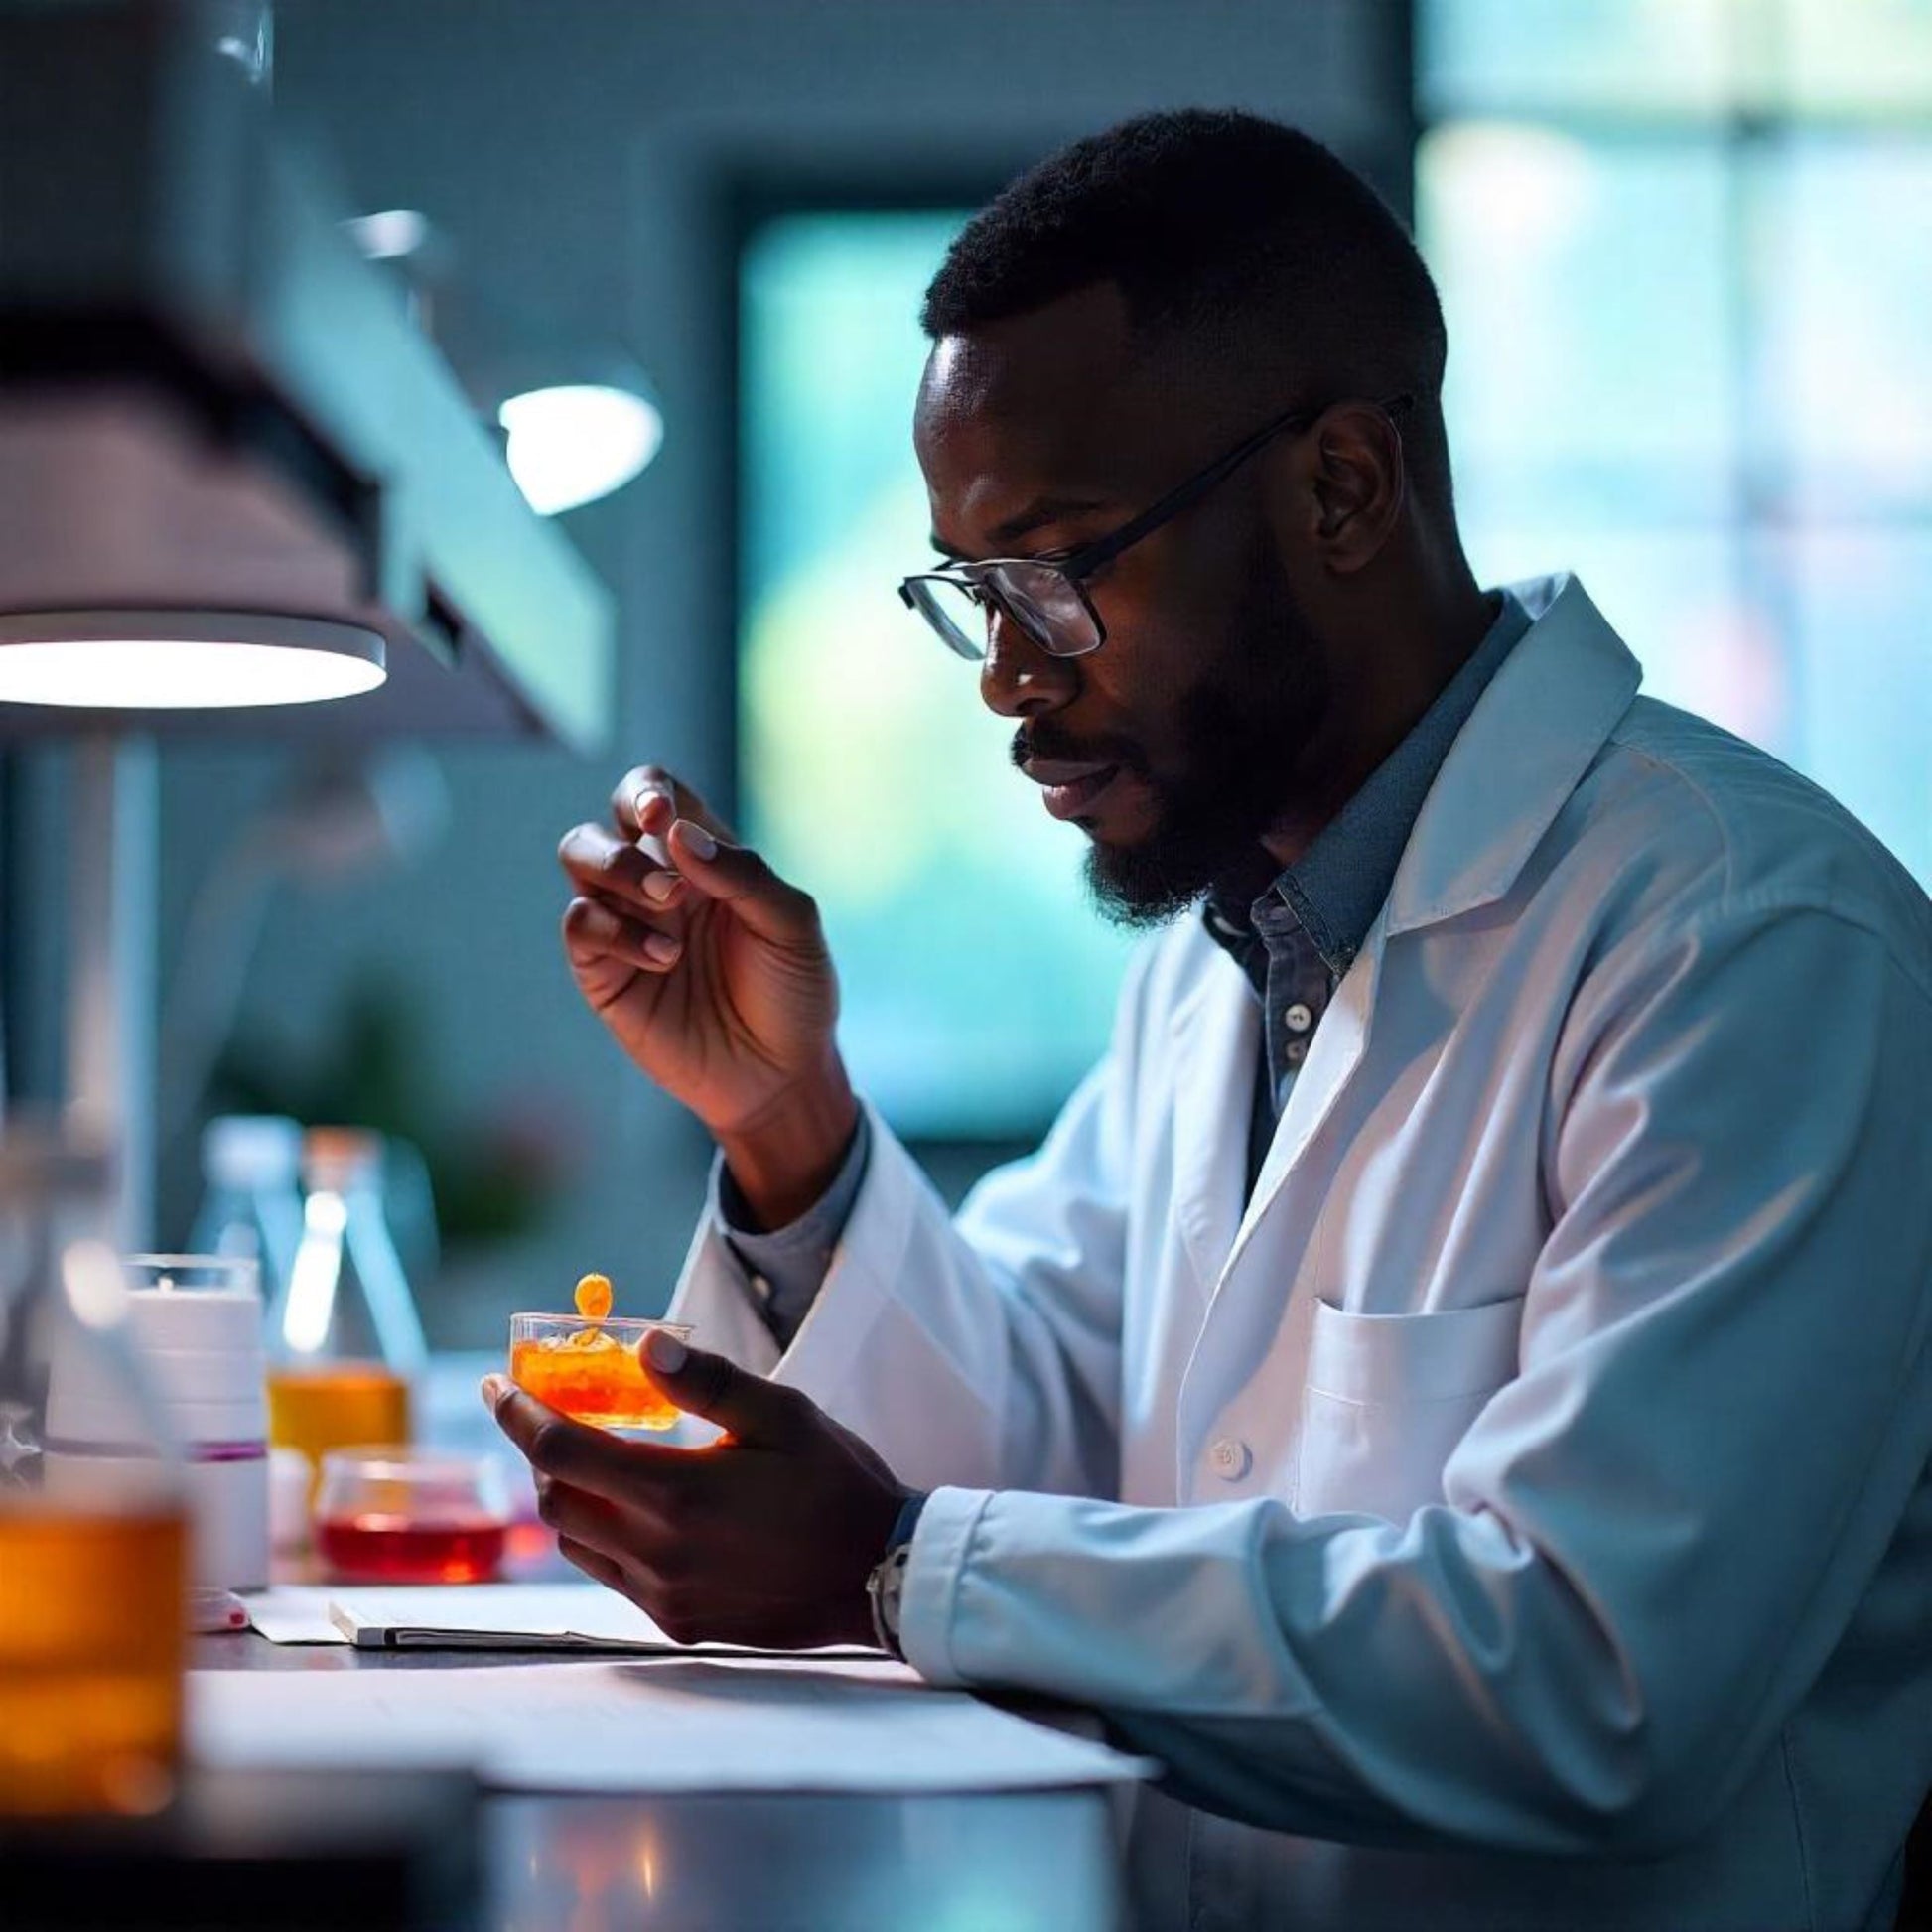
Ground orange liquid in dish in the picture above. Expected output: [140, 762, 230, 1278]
[267, 1363, 411, 1484]
[0, 1505, 186, 1817]
[315, 1514, 508, 1584]
[509, 1335, 679, 1431]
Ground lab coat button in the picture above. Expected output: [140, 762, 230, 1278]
[1284, 1002, 1313, 1033]
[1208, 1437, 1251, 1479]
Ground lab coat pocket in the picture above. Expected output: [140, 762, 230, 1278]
[1295, 1296, 1525, 1522]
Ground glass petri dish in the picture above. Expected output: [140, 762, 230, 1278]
[506, 1315, 693, 1431]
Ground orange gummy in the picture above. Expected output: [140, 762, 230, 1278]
[574, 1273, 614, 1321]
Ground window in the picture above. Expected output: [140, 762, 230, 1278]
[737, 211, 1138, 1140]
[1418, 0, 1932, 885]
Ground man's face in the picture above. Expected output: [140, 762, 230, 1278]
[913, 283, 1332, 925]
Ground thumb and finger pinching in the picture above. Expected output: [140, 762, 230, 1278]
[645, 817, 819, 958]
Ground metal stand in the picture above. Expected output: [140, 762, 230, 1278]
[66, 735, 156, 1249]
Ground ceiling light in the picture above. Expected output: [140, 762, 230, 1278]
[344, 207, 434, 262]
[0, 612, 386, 709]
[343, 210, 665, 520]
[498, 382, 665, 516]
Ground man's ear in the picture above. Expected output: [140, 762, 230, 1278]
[1309, 403, 1407, 575]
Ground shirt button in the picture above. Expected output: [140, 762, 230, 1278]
[750, 1273, 772, 1303]
[1283, 1039, 1307, 1067]
[1208, 1437, 1251, 1480]
[1284, 1002, 1313, 1034]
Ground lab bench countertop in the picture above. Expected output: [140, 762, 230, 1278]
[187, 1628, 1132, 1931]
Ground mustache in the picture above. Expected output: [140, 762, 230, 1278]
[1011, 728, 1147, 775]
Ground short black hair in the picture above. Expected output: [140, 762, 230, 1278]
[922, 108, 1454, 514]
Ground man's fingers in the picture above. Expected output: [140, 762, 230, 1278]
[588, 772, 818, 956]
[534, 1475, 634, 1553]
[556, 1534, 627, 1592]
[639, 1333, 811, 1448]
[611, 765, 736, 847]
[483, 1373, 709, 1494]
[558, 822, 670, 909]
[562, 896, 682, 974]
[664, 819, 822, 952]
[483, 1380, 638, 1497]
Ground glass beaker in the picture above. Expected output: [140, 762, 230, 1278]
[188, 1114, 304, 1310]
[314, 1447, 511, 1585]
[0, 1129, 189, 1818]
[265, 1128, 426, 1488]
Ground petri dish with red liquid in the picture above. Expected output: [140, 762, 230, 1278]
[313, 1448, 511, 1585]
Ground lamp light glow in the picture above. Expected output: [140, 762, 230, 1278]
[499, 383, 663, 516]
[345, 207, 432, 261]
[0, 613, 386, 709]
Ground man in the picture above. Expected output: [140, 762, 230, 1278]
[499, 111, 1932, 1929]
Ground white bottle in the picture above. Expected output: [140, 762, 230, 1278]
[49, 1255, 271, 1592]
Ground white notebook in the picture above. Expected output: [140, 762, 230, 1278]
[328, 1582, 879, 1659]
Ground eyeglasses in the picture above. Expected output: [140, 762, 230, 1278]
[898, 392, 1414, 662]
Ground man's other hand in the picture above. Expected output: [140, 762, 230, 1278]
[483, 1330, 910, 1651]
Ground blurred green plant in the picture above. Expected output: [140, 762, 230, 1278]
[208, 974, 575, 1250]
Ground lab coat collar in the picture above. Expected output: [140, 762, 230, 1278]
[1172, 572, 1640, 1293]
[1382, 573, 1642, 939]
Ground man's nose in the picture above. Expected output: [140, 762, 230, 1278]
[979, 602, 1073, 719]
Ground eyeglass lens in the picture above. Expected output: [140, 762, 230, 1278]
[905, 563, 1099, 661]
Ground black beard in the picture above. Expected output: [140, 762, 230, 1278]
[1085, 540, 1327, 928]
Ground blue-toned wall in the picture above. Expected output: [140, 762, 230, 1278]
[53, 1, 1406, 1344]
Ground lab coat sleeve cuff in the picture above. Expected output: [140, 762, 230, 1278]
[896, 1484, 995, 1689]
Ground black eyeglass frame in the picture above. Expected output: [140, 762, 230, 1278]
[898, 391, 1416, 660]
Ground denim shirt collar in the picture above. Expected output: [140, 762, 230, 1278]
[1204, 587, 1534, 978]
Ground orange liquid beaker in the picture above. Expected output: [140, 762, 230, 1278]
[266, 1361, 412, 1486]
[0, 1504, 187, 1817]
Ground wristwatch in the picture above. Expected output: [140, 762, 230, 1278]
[866, 1492, 926, 1658]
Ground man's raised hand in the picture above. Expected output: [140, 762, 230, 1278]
[558, 764, 859, 1224]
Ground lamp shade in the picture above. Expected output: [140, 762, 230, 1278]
[346, 216, 665, 522]
[498, 381, 664, 516]
[0, 612, 386, 709]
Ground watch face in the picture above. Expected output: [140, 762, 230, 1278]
[868, 1545, 912, 1655]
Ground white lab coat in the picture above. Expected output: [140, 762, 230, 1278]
[669, 573, 1932, 1931]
